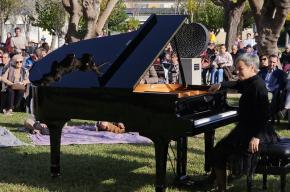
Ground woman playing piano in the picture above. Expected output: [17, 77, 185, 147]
[209, 53, 279, 192]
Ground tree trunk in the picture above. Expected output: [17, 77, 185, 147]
[62, 0, 83, 43]
[225, 2, 246, 52]
[83, 0, 100, 39]
[0, 19, 5, 43]
[249, 0, 290, 55]
[95, 0, 118, 36]
[50, 35, 58, 50]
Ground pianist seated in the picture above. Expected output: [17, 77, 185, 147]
[208, 53, 279, 192]
[139, 66, 159, 84]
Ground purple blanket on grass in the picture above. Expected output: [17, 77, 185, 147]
[29, 125, 152, 145]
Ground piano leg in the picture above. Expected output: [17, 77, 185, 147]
[47, 121, 66, 177]
[176, 137, 188, 179]
[204, 130, 215, 172]
[152, 137, 170, 192]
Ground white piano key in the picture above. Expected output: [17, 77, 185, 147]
[194, 110, 237, 126]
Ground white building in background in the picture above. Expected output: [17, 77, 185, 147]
[1, 15, 54, 46]
[124, 0, 181, 23]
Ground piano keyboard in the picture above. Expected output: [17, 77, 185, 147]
[194, 110, 238, 127]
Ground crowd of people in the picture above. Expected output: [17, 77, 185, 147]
[0, 27, 51, 115]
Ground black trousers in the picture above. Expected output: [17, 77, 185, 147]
[0, 91, 7, 111]
[7, 88, 24, 110]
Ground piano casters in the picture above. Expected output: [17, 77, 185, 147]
[46, 121, 67, 177]
[152, 137, 171, 192]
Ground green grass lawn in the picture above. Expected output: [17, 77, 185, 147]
[0, 111, 289, 192]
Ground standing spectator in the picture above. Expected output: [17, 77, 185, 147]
[209, 31, 216, 44]
[234, 35, 242, 46]
[243, 33, 256, 47]
[5, 32, 12, 54]
[211, 44, 233, 83]
[10, 27, 28, 54]
[1, 54, 29, 115]
[280, 45, 290, 72]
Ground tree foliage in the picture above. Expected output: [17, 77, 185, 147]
[0, 0, 20, 21]
[106, 0, 128, 32]
[62, 0, 119, 43]
[0, 0, 21, 42]
[31, 0, 66, 37]
[248, 0, 290, 55]
[184, 0, 224, 35]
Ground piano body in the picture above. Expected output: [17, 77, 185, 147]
[30, 15, 238, 192]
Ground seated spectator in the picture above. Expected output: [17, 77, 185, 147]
[259, 55, 268, 69]
[0, 53, 10, 112]
[230, 45, 239, 65]
[211, 44, 233, 83]
[245, 44, 253, 54]
[258, 54, 287, 123]
[1, 54, 29, 115]
[24, 47, 45, 70]
[169, 53, 180, 84]
[140, 66, 159, 84]
[280, 45, 290, 72]
[201, 43, 216, 85]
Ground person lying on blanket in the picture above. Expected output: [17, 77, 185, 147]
[96, 121, 125, 133]
[24, 118, 49, 135]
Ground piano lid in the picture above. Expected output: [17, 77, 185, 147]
[29, 14, 207, 89]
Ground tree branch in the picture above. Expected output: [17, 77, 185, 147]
[62, 0, 83, 42]
[95, 0, 118, 36]
[211, 0, 225, 7]
[83, 0, 100, 39]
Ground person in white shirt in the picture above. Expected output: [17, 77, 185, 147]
[243, 33, 256, 47]
[10, 27, 28, 53]
[211, 44, 233, 83]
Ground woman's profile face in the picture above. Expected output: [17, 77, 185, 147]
[236, 60, 255, 80]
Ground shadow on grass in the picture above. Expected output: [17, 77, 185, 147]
[0, 122, 24, 129]
[0, 147, 156, 192]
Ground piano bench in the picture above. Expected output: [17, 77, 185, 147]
[247, 138, 290, 192]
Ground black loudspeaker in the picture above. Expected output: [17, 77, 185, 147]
[172, 23, 209, 58]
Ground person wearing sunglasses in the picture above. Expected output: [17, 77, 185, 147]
[1, 54, 29, 115]
[259, 55, 268, 69]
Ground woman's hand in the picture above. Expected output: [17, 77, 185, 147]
[208, 83, 221, 94]
[248, 137, 260, 153]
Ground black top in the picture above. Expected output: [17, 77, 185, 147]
[221, 75, 274, 147]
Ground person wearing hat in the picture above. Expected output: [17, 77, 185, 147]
[1, 54, 29, 115]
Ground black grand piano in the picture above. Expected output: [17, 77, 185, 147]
[30, 15, 238, 192]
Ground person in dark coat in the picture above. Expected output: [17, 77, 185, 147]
[209, 53, 278, 192]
